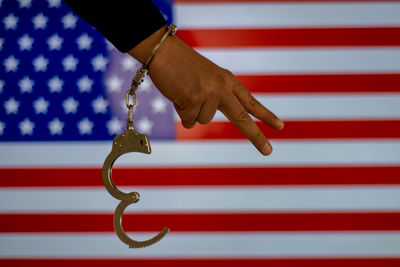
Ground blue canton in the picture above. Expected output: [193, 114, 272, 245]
[0, 0, 175, 141]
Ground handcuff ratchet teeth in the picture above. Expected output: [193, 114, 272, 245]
[102, 128, 170, 248]
[101, 24, 176, 249]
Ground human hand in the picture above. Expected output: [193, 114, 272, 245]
[129, 26, 284, 155]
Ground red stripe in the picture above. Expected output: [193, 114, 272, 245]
[2, 212, 400, 232]
[2, 259, 400, 267]
[1, 166, 400, 187]
[178, 28, 400, 48]
[177, 120, 400, 140]
[235, 74, 400, 93]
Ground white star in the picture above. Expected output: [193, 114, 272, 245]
[91, 54, 108, 71]
[19, 118, 35, 135]
[63, 97, 79, 114]
[18, 0, 32, 8]
[77, 118, 93, 135]
[76, 33, 92, 50]
[62, 55, 78, 71]
[48, 118, 64, 135]
[48, 76, 63, 93]
[0, 38, 4, 50]
[61, 13, 77, 29]
[121, 55, 137, 71]
[47, 34, 63, 50]
[106, 117, 123, 135]
[3, 55, 19, 72]
[105, 75, 123, 93]
[0, 80, 4, 93]
[4, 98, 19, 114]
[121, 99, 129, 113]
[0, 121, 5, 135]
[92, 96, 109, 114]
[32, 13, 48, 30]
[33, 97, 49, 114]
[18, 76, 34, 93]
[32, 55, 49, 72]
[47, 0, 61, 8]
[3, 13, 18, 30]
[139, 76, 153, 92]
[137, 117, 154, 134]
[151, 97, 168, 114]
[77, 76, 93, 93]
[18, 34, 34, 51]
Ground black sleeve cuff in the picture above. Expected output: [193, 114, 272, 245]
[63, 0, 167, 52]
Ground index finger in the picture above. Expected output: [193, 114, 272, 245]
[219, 94, 273, 155]
[234, 83, 284, 130]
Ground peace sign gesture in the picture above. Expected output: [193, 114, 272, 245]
[130, 26, 284, 155]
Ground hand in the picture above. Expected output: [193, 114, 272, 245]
[129, 26, 284, 155]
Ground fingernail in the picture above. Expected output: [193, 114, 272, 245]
[262, 143, 272, 155]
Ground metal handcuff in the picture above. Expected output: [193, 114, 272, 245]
[102, 24, 177, 248]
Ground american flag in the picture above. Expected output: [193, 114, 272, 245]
[1, 0, 400, 266]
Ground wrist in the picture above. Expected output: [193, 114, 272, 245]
[128, 25, 168, 64]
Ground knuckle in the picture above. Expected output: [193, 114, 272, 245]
[234, 110, 251, 123]
[185, 92, 203, 108]
[250, 131, 265, 144]
[173, 98, 187, 111]
[219, 69, 236, 91]
[174, 93, 200, 110]
[206, 85, 216, 99]
[222, 68, 235, 80]
[248, 94, 257, 106]
[189, 93, 200, 105]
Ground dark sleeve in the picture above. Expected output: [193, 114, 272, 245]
[63, 0, 167, 53]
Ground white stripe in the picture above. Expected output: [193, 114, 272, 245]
[1, 232, 400, 258]
[173, 93, 400, 121]
[1, 140, 400, 167]
[175, 2, 400, 29]
[197, 48, 400, 74]
[1, 186, 400, 212]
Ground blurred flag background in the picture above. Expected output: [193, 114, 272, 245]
[1, 0, 400, 266]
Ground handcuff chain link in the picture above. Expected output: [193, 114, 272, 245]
[125, 66, 147, 129]
[124, 24, 176, 131]
[103, 24, 177, 249]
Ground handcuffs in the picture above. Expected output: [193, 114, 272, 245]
[102, 24, 177, 248]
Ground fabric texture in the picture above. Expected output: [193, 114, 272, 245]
[63, 0, 167, 52]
